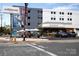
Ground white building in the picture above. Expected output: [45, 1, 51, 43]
[41, 9, 79, 36]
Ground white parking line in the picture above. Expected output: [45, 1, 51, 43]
[38, 45, 46, 48]
[27, 43, 57, 56]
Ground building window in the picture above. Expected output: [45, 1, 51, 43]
[28, 17, 30, 19]
[68, 12, 72, 15]
[62, 18, 64, 20]
[38, 17, 42, 19]
[28, 23, 30, 26]
[38, 23, 41, 25]
[59, 18, 64, 20]
[67, 18, 72, 21]
[54, 18, 56, 20]
[38, 10, 42, 13]
[68, 12, 69, 15]
[51, 12, 53, 14]
[51, 11, 56, 14]
[59, 12, 61, 14]
[70, 18, 72, 21]
[62, 12, 64, 14]
[28, 10, 30, 13]
[51, 17, 56, 20]
[59, 12, 64, 15]
[40, 17, 42, 19]
[59, 18, 61, 20]
[67, 18, 69, 21]
[54, 12, 56, 14]
[70, 13, 72, 15]
[51, 18, 53, 20]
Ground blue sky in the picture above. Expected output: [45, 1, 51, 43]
[28, 3, 79, 10]
[0, 3, 79, 26]
[0, 3, 79, 10]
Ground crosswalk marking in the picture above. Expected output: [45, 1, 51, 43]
[27, 43, 57, 56]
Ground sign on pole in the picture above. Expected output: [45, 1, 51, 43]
[0, 7, 20, 14]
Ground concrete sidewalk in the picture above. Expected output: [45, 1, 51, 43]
[0, 37, 79, 43]
[0, 37, 49, 42]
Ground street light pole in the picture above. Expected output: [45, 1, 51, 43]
[23, 3, 28, 41]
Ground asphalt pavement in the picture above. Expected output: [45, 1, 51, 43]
[34, 42, 79, 56]
[0, 37, 79, 56]
[0, 43, 51, 56]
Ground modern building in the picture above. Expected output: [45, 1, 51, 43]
[26, 8, 42, 29]
[12, 7, 43, 36]
[41, 9, 79, 36]
[12, 7, 79, 36]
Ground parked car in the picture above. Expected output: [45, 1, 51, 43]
[0, 33, 3, 36]
[55, 31, 68, 38]
[55, 31, 77, 38]
[31, 32, 41, 38]
[67, 32, 77, 37]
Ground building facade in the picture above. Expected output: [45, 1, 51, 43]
[27, 8, 42, 29]
[12, 7, 79, 36]
[42, 9, 79, 36]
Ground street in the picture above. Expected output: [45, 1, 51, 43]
[0, 43, 51, 56]
[35, 42, 79, 56]
[0, 3, 79, 57]
[0, 38, 79, 56]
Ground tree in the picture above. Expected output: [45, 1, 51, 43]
[4, 25, 11, 35]
[3, 28, 10, 35]
[0, 25, 11, 35]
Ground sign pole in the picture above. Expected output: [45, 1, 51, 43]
[23, 3, 28, 41]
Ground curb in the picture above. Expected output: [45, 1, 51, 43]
[0, 38, 79, 43]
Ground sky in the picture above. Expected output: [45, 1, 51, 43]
[0, 3, 79, 26]
[28, 3, 79, 10]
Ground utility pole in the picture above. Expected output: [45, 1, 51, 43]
[23, 3, 28, 41]
[1, 14, 2, 28]
[0, 14, 2, 32]
[10, 14, 13, 38]
[0, 4, 2, 32]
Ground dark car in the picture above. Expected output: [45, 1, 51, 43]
[31, 32, 41, 38]
[67, 32, 77, 37]
[56, 31, 68, 38]
[0, 33, 3, 36]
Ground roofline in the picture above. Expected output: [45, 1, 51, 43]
[13, 5, 79, 13]
[13, 5, 42, 9]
